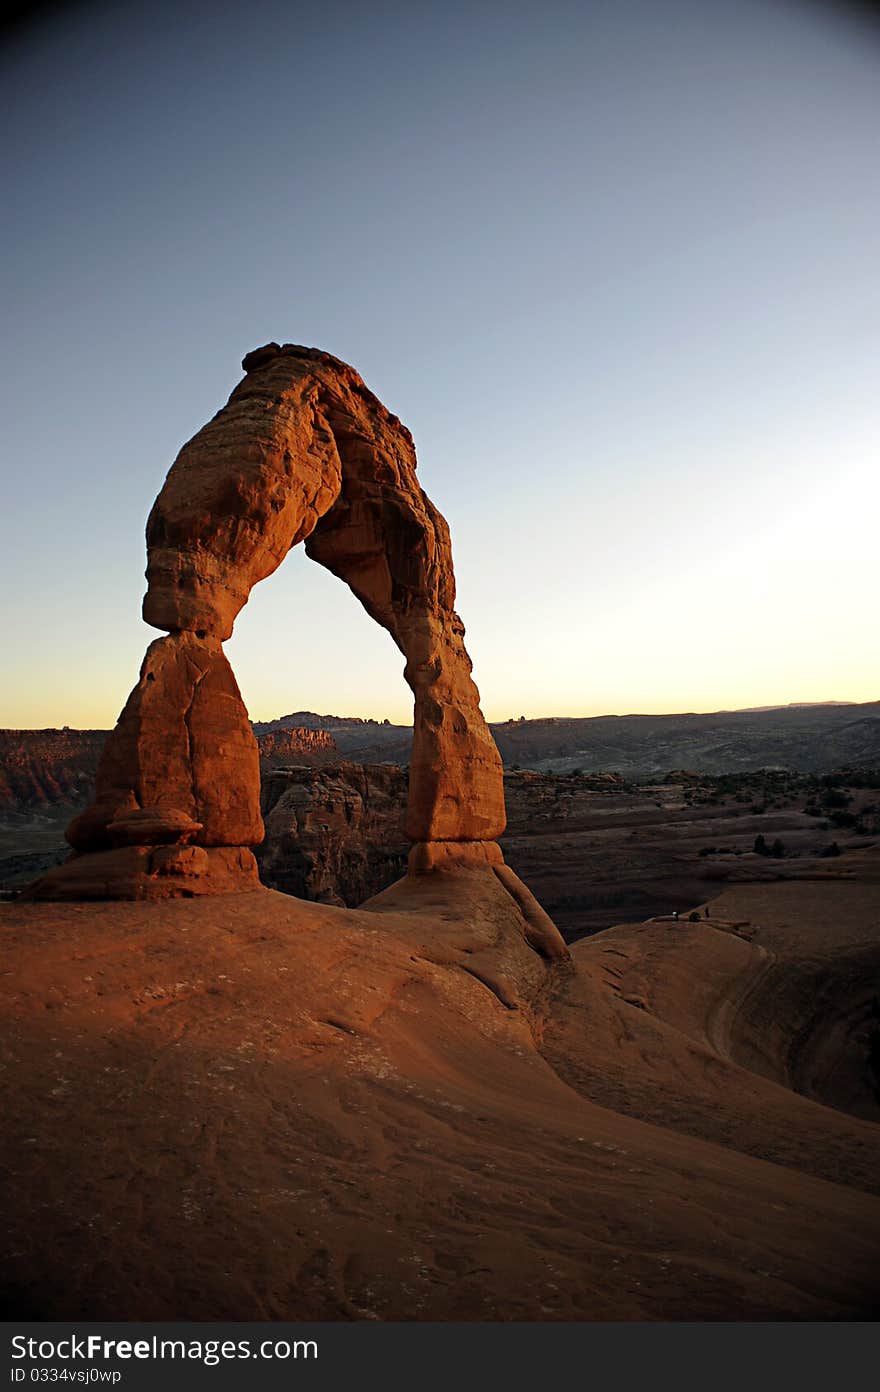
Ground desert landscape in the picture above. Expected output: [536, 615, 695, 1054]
[3, 707, 878, 939]
[1, 343, 878, 1323]
[6, 1, 880, 1366]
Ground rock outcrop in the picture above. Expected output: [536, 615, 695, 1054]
[258, 761, 409, 905]
[258, 727, 337, 764]
[65, 633, 262, 855]
[39, 633, 263, 898]
[138, 343, 505, 851]
[29, 345, 564, 955]
[0, 730, 106, 810]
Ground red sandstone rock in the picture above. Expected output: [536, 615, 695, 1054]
[65, 632, 261, 857]
[258, 761, 409, 906]
[407, 840, 504, 872]
[25, 845, 260, 900]
[0, 729, 105, 809]
[107, 807, 202, 847]
[144, 344, 506, 848]
[34, 346, 558, 938]
[257, 727, 337, 764]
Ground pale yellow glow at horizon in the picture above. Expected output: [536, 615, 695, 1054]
[4, 433, 878, 730]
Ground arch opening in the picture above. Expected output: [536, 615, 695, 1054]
[225, 536, 411, 728]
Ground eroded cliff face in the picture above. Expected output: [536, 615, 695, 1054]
[0, 731, 106, 810]
[258, 727, 337, 764]
[258, 762, 408, 906]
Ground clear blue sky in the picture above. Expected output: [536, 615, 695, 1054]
[2, 0, 878, 728]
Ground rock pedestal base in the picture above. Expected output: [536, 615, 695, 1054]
[24, 847, 260, 901]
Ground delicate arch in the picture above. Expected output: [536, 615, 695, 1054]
[36, 345, 508, 900]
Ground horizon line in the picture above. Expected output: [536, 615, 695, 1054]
[2, 696, 877, 735]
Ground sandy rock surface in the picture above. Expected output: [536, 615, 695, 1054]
[2, 863, 878, 1321]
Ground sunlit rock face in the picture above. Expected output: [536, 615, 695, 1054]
[29, 344, 553, 924]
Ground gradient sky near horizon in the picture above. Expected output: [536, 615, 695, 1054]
[2, 0, 878, 729]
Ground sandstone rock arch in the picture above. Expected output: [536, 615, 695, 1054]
[31, 344, 567, 957]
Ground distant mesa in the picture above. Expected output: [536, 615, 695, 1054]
[26, 345, 567, 959]
[257, 727, 337, 765]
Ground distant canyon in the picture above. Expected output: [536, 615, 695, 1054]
[2, 702, 878, 939]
